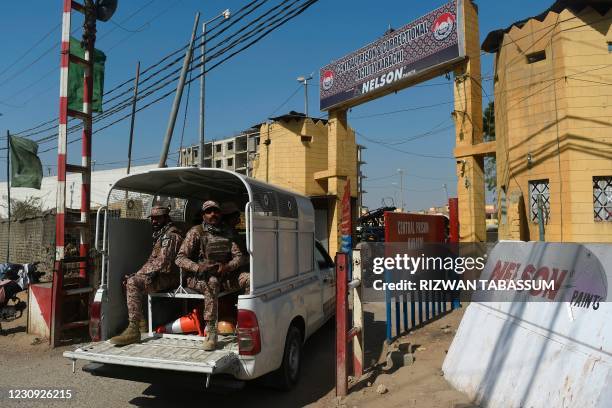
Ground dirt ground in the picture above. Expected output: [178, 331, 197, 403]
[1, 293, 474, 407]
[341, 304, 476, 408]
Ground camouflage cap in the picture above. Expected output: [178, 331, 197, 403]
[220, 201, 240, 215]
[149, 206, 170, 217]
[201, 200, 221, 212]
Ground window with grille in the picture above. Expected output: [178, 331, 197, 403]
[594, 176, 612, 222]
[529, 179, 550, 223]
[227, 142, 234, 151]
[227, 157, 233, 167]
[215, 144, 222, 153]
[215, 160, 222, 168]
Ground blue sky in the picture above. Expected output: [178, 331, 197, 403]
[0, 0, 553, 211]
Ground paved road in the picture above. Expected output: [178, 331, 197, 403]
[0, 320, 336, 408]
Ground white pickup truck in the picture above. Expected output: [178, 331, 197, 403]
[64, 168, 336, 389]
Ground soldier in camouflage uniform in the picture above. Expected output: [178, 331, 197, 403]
[176, 200, 244, 351]
[220, 202, 250, 294]
[109, 206, 183, 346]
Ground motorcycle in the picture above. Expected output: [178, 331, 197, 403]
[0, 262, 42, 332]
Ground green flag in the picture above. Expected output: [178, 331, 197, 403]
[9, 135, 43, 189]
[68, 37, 106, 113]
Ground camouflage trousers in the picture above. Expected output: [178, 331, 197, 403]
[222, 270, 250, 294]
[186, 275, 219, 322]
[126, 271, 179, 322]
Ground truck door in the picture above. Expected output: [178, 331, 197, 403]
[315, 241, 335, 320]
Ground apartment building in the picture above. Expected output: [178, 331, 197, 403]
[179, 128, 260, 175]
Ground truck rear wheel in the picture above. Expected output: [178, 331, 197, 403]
[274, 325, 303, 390]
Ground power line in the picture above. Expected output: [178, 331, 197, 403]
[350, 101, 454, 120]
[355, 130, 455, 159]
[356, 117, 453, 146]
[0, 22, 61, 79]
[269, 84, 302, 116]
[364, 172, 454, 182]
[567, 77, 612, 87]
[12, 0, 278, 138]
[0, 0, 160, 109]
[32, 0, 320, 152]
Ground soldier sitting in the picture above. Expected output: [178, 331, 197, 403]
[110, 206, 184, 346]
[175, 200, 244, 351]
[220, 201, 250, 294]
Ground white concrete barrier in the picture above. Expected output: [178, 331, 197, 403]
[443, 241, 612, 408]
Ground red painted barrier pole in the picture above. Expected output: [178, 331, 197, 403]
[448, 198, 461, 309]
[449, 198, 459, 243]
[335, 252, 348, 397]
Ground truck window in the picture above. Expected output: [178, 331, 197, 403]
[315, 241, 334, 269]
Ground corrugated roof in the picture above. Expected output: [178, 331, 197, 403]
[481, 0, 612, 53]
[269, 111, 329, 125]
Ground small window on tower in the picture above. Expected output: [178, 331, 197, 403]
[526, 50, 546, 64]
[529, 179, 550, 223]
[593, 176, 612, 222]
[608, 42, 612, 53]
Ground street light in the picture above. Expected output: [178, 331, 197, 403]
[397, 168, 405, 212]
[199, 8, 231, 168]
[297, 73, 313, 117]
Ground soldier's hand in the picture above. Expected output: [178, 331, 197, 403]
[121, 273, 134, 293]
[217, 263, 230, 276]
[198, 263, 218, 274]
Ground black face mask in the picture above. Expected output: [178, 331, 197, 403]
[152, 221, 172, 241]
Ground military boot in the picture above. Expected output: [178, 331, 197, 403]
[109, 320, 141, 346]
[139, 319, 148, 334]
[203, 322, 218, 351]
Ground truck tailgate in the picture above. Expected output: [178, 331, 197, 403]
[63, 335, 240, 375]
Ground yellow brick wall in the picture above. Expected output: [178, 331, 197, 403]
[495, 6, 612, 242]
[252, 116, 359, 254]
[454, 0, 486, 242]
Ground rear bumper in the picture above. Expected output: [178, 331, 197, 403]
[81, 362, 246, 389]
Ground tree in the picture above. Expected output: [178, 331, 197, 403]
[2, 196, 44, 220]
[483, 101, 496, 193]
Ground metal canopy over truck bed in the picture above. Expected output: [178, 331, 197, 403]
[64, 167, 319, 382]
[64, 335, 240, 375]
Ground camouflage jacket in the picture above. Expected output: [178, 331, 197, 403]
[176, 223, 244, 277]
[227, 227, 249, 270]
[138, 223, 183, 276]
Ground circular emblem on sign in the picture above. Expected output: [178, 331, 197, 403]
[322, 70, 334, 91]
[263, 194, 270, 208]
[432, 12, 456, 41]
[287, 200, 292, 211]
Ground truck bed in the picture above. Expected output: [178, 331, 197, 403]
[63, 334, 240, 376]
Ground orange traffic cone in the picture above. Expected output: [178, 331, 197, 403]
[155, 309, 204, 335]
